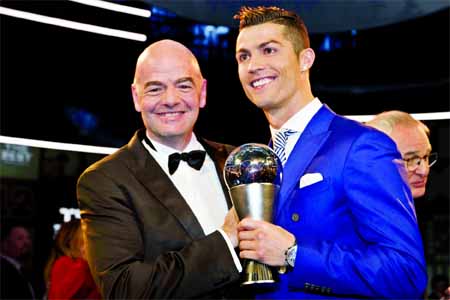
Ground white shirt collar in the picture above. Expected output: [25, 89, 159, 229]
[270, 97, 323, 138]
[0, 254, 21, 270]
[269, 98, 323, 164]
[142, 134, 206, 176]
[145, 134, 204, 155]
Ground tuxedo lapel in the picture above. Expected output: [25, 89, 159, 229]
[275, 106, 335, 219]
[129, 130, 205, 240]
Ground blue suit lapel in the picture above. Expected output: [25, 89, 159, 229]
[274, 105, 336, 219]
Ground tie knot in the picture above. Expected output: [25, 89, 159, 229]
[276, 129, 296, 140]
[180, 152, 190, 161]
[168, 150, 206, 175]
[273, 129, 296, 164]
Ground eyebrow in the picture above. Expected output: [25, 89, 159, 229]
[236, 40, 281, 54]
[259, 40, 281, 49]
[175, 77, 195, 86]
[142, 77, 195, 90]
[143, 81, 164, 90]
[403, 149, 431, 157]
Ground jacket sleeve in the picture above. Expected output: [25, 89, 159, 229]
[289, 130, 427, 298]
[77, 168, 240, 299]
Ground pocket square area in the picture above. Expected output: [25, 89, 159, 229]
[299, 173, 323, 188]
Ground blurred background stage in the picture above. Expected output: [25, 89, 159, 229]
[1, 0, 449, 297]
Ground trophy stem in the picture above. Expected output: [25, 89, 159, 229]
[241, 260, 276, 285]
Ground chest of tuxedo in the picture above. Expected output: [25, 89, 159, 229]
[115, 168, 204, 261]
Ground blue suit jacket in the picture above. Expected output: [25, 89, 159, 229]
[257, 105, 427, 299]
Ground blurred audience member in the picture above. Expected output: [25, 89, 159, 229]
[429, 274, 450, 300]
[44, 218, 101, 300]
[1, 223, 35, 299]
[367, 110, 437, 198]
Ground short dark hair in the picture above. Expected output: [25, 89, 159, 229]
[234, 6, 310, 55]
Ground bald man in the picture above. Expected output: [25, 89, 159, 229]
[367, 110, 436, 199]
[77, 40, 243, 299]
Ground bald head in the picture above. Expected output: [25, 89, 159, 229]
[134, 39, 203, 86]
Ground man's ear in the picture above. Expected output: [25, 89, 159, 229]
[131, 83, 141, 112]
[299, 48, 315, 71]
[199, 79, 207, 108]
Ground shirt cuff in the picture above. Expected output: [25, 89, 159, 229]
[217, 229, 242, 273]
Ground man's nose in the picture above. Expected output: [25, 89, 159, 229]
[162, 87, 181, 106]
[248, 55, 265, 74]
[415, 160, 430, 176]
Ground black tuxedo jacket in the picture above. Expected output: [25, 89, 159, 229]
[77, 130, 242, 299]
[0, 256, 35, 299]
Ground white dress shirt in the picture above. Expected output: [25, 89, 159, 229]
[270, 98, 323, 164]
[142, 133, 242, 272]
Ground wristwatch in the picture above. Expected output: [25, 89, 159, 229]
[285, 240, 298, 268]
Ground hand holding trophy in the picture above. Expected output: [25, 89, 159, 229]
[223, 143, 282, 285]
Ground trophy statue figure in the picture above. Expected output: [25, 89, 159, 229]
[223, 143, 282, 285]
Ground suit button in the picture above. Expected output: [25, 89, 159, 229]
[291, 213, 300, 222]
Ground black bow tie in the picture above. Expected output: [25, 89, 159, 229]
[168, 150, 206, 175]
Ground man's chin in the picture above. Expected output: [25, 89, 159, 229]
[412, 189, 426, 199]
[249, 97, 272, 110]
[158, 130, 193, 143]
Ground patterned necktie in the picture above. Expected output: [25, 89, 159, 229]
[168, 150, 206, 175]
[273, 129, 296, 164]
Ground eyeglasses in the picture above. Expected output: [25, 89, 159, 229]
[402, 152, 438, 171]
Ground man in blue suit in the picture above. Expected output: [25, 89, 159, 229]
[233, 6, 427, 298]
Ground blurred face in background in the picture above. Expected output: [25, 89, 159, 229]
[1, 226, 32, 260]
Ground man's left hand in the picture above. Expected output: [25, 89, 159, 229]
[238, 218, 295, 266]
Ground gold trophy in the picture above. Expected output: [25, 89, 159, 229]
[223, 143, 282, 285]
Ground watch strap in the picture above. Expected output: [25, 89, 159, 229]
[284, 239, 297, 268]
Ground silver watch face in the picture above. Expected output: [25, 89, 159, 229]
[287, 245, 297, 267]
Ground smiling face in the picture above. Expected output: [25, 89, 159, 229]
[236, 22, 314, 127]
[132, 40, 206, 150]
[390, 124, 432, 198]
